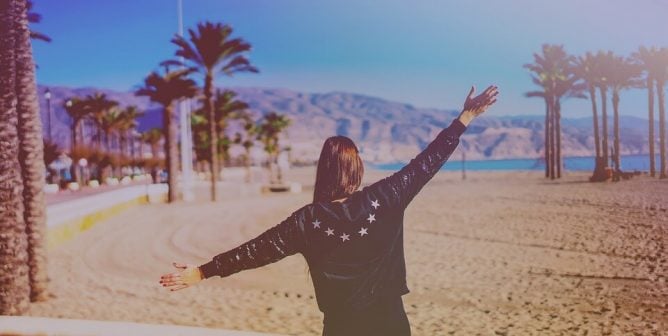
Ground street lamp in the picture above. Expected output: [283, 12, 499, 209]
[177, 0, 195, 202]
[44, 88, 52, 141]
[65, 99, 74, 150]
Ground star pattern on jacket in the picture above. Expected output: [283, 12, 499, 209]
[312, 199, 381, 243]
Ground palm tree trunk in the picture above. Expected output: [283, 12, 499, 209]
[544, 97, 550, 178]
[555, 100, 562, 178]
[548, 97, 556, 179]
[104, 130, 111, 152]
[612, 90, 621, 174]
[0, 0, 31, 314]
[119, 135, 127, 158]
[71, 119, 78, 150]
[13, 0, 48, 302]
[589, 86, 601, 159]
[647, 77, 656, 177]
[164, 104, 178, 202]
[600, 86, 609, 168]
[589, 85, 605, 181]
[204, 72, 218, 201]
[151, 142, 159, 160]
[658, 80, 667, 179]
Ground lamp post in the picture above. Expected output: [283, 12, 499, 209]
[178, 0, 195, 202]
[65, 99, 73, 150]
[44, 88, 52, 141]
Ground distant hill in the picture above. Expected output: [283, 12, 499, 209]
[37, 85, 658, 163]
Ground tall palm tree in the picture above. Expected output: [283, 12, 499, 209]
[605, 54, 642, 176]
[192, 89, 249, 169]
[136, 69, 197, 202]
[117, 106, 142, 158]
[84, 93, 118, 149]
[97, 108, 124, 152]
[632, 46, 660, 177]
[238, 111, 258, 183]
[524, 89, 551, 178]
[14, 0, 48, 302]
[257, 112, 291, 184]
[525, 45, 578, 179]
[63, 97, 88, 149]
[141, 128, 163, 160]
[595, 51, 613, 169]
[656, 48, 668, 179]
[552, 69, 584, 179]
[573, 52, 605, 178]
[170, 21, 258, 201]
[0, 0, 31, 315]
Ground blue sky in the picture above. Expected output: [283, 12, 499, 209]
[32, 0, 668, 118]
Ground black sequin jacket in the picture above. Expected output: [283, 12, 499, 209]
[199, 118, 467, 313]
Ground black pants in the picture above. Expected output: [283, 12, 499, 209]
[322, 296, 411, 336]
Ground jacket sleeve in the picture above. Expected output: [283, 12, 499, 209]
[364, 118, 467, 210]
[198, 205, 309, 279]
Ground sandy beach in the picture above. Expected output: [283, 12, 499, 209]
[25, 168, 668, 335]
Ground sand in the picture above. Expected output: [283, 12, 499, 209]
[25, 168, 668, 335]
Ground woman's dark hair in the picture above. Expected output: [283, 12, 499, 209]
[313, 136, 364, 203]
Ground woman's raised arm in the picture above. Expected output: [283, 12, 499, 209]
[363, 85, 498, 210]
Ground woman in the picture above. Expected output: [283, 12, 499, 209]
[160, 85, 499, 335]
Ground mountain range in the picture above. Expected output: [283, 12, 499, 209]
[37, 85, 657, 164]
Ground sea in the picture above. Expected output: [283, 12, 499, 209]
[373, 154, 661, 172]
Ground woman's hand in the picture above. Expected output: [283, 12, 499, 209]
[159, 262, 203, 291]
[458, 85, 499, 127]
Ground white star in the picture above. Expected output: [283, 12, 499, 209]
[325, 228, 335, 236]
[312, 219, 321, 229]
[366, 213, 376, 223]
[340, 233, 350, 242]
[371, 199, 380, 209]
[358, 227, 368, 236]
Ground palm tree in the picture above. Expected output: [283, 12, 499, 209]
[524, 88, 551, 178]
[605, 54, 642, 177]
[170, 21, 258, 201]
[524, 48, 555, 179]
[1, 0, 31, 314]
[595, 51, 613, 169]
[117, 106, 142, 158]
[136, 69, 197, 202]
[238, 111, 258, 183]
[257, 112, 291, 184]
[14, 0, 48, 302]
[84, 93, 118, 149]
[552, 68, 584, 179]
[525, 45, 579, 179]
[656, 48, 668, 179]
[141, 128, 163, 160]
[63, 98, 88, 149]
[192, 89, 249, 171]
[632, 46, 661, 177]
[97, 108, 124, 152]
[573, 53, 605, 179]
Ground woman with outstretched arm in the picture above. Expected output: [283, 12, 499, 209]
[160, 85, 499, 336]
